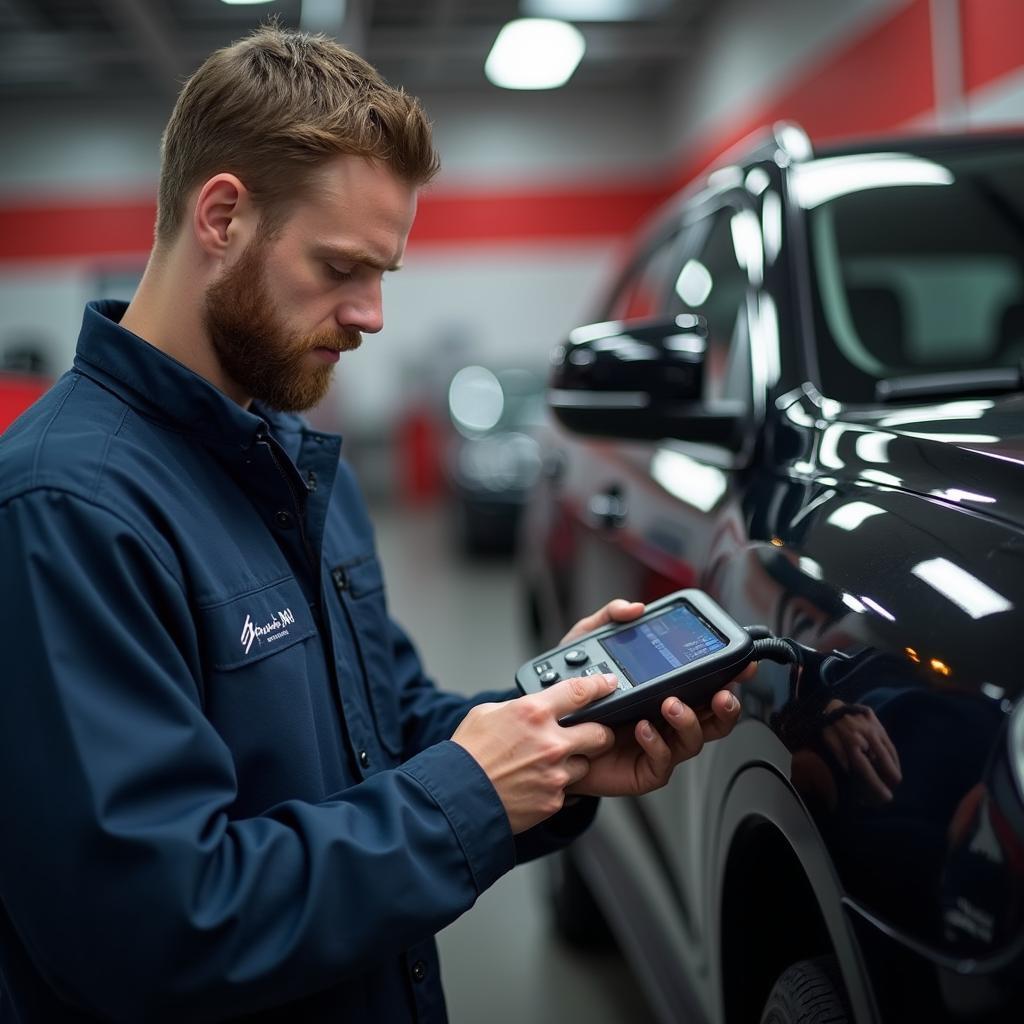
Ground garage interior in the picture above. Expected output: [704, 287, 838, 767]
[1, 2, 1023, 1022]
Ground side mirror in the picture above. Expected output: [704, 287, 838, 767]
[548, 314, 743, 445]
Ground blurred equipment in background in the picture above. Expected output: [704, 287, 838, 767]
[446, 366, 545, 556]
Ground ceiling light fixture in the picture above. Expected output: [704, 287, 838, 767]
[485, 19, 586, 90]
[524, 0, 671, 19]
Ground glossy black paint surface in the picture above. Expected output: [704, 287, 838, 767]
[520, 129, 1024, 1022]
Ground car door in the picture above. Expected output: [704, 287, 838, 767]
[556, 197, 761, 1006]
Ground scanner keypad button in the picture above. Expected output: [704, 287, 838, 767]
[564, 649, 589, 666]
[538, 669, 560, 686]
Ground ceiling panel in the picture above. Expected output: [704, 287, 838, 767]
[0, 0, 712, 99]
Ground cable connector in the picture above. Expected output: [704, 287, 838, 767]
[747, 632, 804, 667]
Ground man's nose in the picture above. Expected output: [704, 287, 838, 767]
[337, 279, 384, 335]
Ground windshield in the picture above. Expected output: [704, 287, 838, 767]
[796, 145, 1024, 403]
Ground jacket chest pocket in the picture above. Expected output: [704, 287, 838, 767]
[196, 578, 323, 806]
[329, 554, 403, 758]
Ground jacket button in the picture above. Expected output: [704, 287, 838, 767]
[274, 510, 294, 529]
[359, 750, 370, 769]
[411, 960, 427, 983]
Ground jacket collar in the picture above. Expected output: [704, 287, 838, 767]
[73, 299, 308, 451]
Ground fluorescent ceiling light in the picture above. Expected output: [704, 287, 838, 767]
[911, 557, 1012, 619]
[485, 19, 585, 90]
[524, 0, 671, 18]
[220, 0, 274, 6]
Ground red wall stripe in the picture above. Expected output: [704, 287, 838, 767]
[0, 182, 673, 263]
[959, 0, 1024, 94]
[408, 181, 673, 246]
[0, 200, 157, 262]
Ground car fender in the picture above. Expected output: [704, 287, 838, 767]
[708, 742, 880, 1023]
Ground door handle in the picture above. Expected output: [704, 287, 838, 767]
[589, 488, 627, 529]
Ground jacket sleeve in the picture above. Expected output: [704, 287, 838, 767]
[389, 614, 599, 864]
[0, 489, 516, 1023]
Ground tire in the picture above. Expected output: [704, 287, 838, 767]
[547, 849, 615, 951]
[760, 956, 850, 1024]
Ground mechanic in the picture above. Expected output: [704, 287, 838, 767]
[0, 26, 747, 1023]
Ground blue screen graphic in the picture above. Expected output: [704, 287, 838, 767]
[600, 604, 726, 686]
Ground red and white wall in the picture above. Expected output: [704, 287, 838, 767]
[1, 0, 1022, 433]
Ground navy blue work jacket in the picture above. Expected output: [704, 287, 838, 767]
[0, 301, 595, 1023]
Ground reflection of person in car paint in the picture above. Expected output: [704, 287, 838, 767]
[790, 698, 903, 810]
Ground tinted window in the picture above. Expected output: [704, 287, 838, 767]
[668, 208, 750, 403]
[797, 147, 1024, 401]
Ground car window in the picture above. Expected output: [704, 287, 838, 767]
[668, 208, 750, 404]
[797, 146, 1024, 401]
[605, 228, 682, 321]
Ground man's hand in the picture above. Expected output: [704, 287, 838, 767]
[451, 673, 617, 834]
[566, 684, 748, 798]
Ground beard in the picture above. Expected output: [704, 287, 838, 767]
[203, 236, 361, 412]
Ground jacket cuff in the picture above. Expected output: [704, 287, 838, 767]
[400, 740, 516, 896]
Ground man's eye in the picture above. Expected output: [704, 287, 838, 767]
[326, 264, 354, 281]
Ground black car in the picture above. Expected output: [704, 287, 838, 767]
[519, 124, 1024, 1023]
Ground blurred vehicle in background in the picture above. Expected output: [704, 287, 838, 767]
[520, 124, 1024, 1023]
[446, 365, 545, 555]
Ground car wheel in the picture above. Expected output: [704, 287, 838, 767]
[759, 956, 850, 1024]
[547, 850, 614, 950]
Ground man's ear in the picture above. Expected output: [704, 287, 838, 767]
[192, 173, 255, 258]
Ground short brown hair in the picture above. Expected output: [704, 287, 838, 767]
[155, 25, 440, 245]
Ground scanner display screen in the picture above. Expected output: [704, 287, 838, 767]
[599, 603, 726, 686]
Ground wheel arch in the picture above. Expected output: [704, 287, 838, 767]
[710, 765, 880, 1024]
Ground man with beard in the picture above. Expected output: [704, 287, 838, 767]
[0, 26, 747, 1024]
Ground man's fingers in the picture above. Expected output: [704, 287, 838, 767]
[660, 697, 704, 759]
[563, 721, 616, 757]
[870, 738, 902, 788]
[541, 672, 618, 717]
[696, 689, 742, 741]
[560, 599, 645, 644]
[851, 747, 893, 802]
[636, 719, 673, 777]
[879, 732, 902, 779]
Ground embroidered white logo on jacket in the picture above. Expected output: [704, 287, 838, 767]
[240, 608, 296, 654]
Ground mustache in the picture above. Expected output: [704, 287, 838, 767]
[307, 329, 362, 354]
